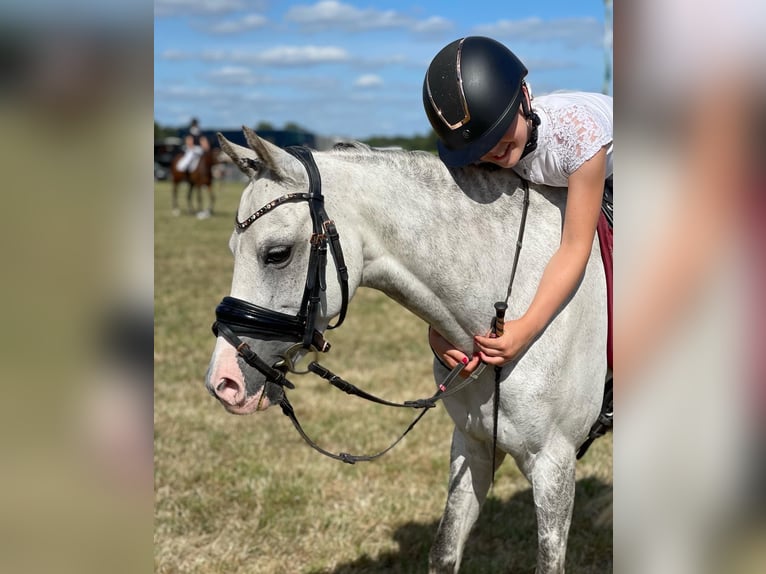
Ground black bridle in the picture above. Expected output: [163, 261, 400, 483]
[212, 145, 530, 464]
[212, 146, 349, 382]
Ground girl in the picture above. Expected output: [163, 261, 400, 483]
[177, 117, 209, 173]
[423, 36, 613, 379]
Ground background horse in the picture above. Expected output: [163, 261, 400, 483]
[170, 147, 220, 217]
[205, 128, 608, 573]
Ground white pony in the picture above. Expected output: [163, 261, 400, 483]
[205, 127, 607, 573]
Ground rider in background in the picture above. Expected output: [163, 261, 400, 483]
[177, 117, 209, 173]
[423, 36, 613, 438]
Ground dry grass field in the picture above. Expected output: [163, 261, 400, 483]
[154, 179, 612, 573]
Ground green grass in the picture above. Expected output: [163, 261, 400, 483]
[154, 180, 613, 573]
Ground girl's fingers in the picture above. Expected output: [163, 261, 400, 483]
[444, 350, 468, 369]
[480, 348, 504, 359]
[475, 334, 507, 349]
[479, 352, 504, 366]
[457, 355, 483, 377]
[474, 338, 505, 354]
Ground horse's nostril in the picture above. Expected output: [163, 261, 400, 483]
[217, 378, 236, 393]
[215, 378, 244, 406]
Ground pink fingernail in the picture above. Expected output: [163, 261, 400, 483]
[461, 357, 468, 365]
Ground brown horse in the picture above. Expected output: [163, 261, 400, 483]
[170, 147, 220, 217]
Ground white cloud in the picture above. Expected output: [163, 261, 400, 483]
[155, 85, 221, 98]
[160, 45, 351, 67]
[353, 74, 383, 88]
[209, 65, 251, 77]
[284, 2, 456, 36]
[285, 0, 409, 31]
[207, 66, 268, 86]
[239, 45, 350, 66]
[412, 16, 452, 35]
[209, 13, 268, 34]
[200, 49, 227, 61]
[160, 49, 192, 61]
[155, 0, 252, 18]
[473, 17, 602, 49]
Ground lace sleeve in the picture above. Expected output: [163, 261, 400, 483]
[551, 104, 612, 176]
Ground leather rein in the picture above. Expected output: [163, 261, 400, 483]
[212, 146, 530, 464]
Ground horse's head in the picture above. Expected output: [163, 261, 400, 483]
[205, 127, 352, 414]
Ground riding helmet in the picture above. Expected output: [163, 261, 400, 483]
[423, 36, 528, 167]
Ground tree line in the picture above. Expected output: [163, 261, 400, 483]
[154, 121, 438, 153]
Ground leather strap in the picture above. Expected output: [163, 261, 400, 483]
[308, 361, 487, 409]
[285, 146, 350, 336]
[213, 321, 296, 390]
[279, 394, 431, 464]
[278, 362, 488, 464]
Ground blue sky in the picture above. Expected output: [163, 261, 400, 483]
[155, 0, 611, 139]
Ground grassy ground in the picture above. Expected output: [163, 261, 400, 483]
[154, 179, 613, 573]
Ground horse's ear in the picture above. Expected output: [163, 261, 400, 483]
[217, 132, 260, 178]
[242, 126, 299, 183]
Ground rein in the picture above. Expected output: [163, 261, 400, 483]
[491, 179, 530, 483]
[212, 146, 530, 464]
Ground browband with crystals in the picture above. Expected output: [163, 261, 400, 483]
[236, 192, 311, 230]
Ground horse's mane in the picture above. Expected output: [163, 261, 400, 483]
[325, 140, 523, 198]
[330, 141, 434, 161]
[328, 140, 505, 172]
[330, 141, 372, 152]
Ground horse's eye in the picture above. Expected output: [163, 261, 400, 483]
[265, 246, 292, 266]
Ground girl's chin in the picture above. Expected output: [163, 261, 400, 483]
[485, 154, 516, 168]
[483, 146, 518, 168]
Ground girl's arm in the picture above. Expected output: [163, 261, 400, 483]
[474, 146, 607, 365]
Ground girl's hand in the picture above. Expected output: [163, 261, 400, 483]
[472, 147, 607, 368]
[473, 318, 535, 366]
[429, 328, 482, 375]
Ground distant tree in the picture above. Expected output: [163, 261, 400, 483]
[283, 121, 308, 133]
[154, 121, 178, 141]
[255, 121, 275, 131]
[362, 130, 438, 152]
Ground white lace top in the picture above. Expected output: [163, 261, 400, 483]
[513, 91, 613, 188]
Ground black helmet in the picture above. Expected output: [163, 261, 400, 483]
[423, 36, 528, 167]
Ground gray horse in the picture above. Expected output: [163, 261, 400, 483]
[205, 127, 607, 573]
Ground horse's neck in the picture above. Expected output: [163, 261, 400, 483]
[323, 152, 534, 350]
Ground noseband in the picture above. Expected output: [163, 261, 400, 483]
[212, 146, 349, 387]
